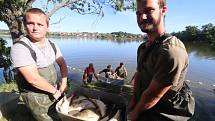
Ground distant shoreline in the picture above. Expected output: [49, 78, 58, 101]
[0, 30, 145, 41]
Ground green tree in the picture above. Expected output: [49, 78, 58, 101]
[0, 38, 13, 82]
[0, 0, 135, 42]
[201, 23, 215, 47]
[184, 26, 200, 41]
[0, 0, 135, 83]
[172, 23, 215, 49]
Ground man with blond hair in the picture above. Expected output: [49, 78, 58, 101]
[11, 8, 68, 121]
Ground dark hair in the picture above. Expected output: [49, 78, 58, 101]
[158, 0, 166, 8]
[107, 65, 111, 68]
[136, 0, 166, 8]
[23, 8, 49, 26]
[89, 63, 93, 67]
[120, 62, 124, 65]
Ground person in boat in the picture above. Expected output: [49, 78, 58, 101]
[128, 0, 195, 121]
[83, 63, 99, 84]
[99, 65, 116, 80]
[115, 62, 128, 79]
[10, 8, 68, 121]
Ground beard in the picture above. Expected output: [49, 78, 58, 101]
[138, 12, 162, 33]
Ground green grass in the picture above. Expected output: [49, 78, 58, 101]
[0, 81, 35, 121]
[0, 81, 18, 92]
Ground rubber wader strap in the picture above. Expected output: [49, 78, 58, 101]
[13, 41, 37, 62]
[48, 40, 57, 55]
[13, 40, 57, 62]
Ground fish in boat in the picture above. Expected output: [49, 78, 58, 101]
[58, 95, 111, 121]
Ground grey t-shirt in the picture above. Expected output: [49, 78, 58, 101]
[10, 36, 63, 68]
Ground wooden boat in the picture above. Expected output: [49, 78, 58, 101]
[97, 75, 125, 86]
[65, 71, 215, 121]
[56, 87, 128, 121]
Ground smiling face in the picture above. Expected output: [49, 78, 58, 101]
[25, 12, 48, 42]
[136, 0, 166, 34]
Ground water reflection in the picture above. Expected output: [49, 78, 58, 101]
[186, 41, 215, 60]
[48, 36, 143, 44]
[1, 36, 215, 120]
[0, 36, 215, 86]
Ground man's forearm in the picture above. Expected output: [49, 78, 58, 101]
[59, 63, 68, 79]
[133, 80, 172, 115]
[59, 77, 67, 93]
[28, 75, 58, 94]
[19, 65, 58, 94]
[129, 95, 137, 111]
[58, 57, 68, 92]
[94, 74, 99, 80]
[133, 90, 161, 114]
[57, 57, 68, 78]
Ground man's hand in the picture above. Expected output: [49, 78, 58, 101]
[59, 85, 67, 94]
[129, 110, 139, 121]
[59, 77, 67, 93]
[59, 82, 67, 94]
[53, 90, 61, 100]
[128, 96, 136, 111]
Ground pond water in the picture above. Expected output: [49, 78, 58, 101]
[1, 36, 215, 86]
[1, 36, 215, 120]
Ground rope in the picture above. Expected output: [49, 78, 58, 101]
[185, 80, 215, 89]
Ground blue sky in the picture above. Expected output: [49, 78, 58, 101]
[1, 0, 215, 34]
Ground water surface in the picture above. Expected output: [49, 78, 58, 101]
[1, 37, 215, 86]
[1, 36, 215, 120]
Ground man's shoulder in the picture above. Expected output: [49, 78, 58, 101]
[19, 36, 31, 43]
[123, 66, 127, 70]
[13, 36, 31, 47]
[12, 36, 35, 51]
[103, 68, 109, 72]
[138, 41, 147, 49]
[162, 36, 186, 50]
[47, 39, 57, 54]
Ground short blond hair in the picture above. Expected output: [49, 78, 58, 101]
[23, 8, 49, 26]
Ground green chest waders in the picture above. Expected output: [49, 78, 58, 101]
[21, 64, 59, 121]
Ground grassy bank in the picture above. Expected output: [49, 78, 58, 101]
[0, 81, 18, 92]
[0, 81, 35, 121]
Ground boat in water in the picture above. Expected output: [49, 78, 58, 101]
[66, 70, 215, 121]
[56, 86, 128, 121]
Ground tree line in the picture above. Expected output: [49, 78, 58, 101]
[0, 0, 134, 42]
[1, 22, 215, 83]
[172, 23, 215, 49]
